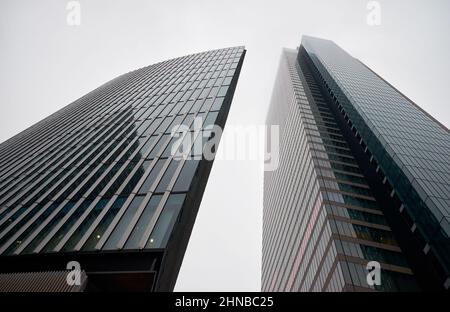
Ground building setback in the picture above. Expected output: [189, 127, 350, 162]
[0, 46, 245, 291]
[263, 36, 450, 291]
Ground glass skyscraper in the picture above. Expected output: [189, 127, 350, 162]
[263, 36, 450, 292]
[0, 46, 245, 291]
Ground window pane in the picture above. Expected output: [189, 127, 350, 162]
[223, 76, 232, 86]
[156, 160, 180, 193]
[190, 99, 204, 113]
[200, 99, 213, 112]
[211, 98, 224, 111]
[147, 135, 170, 159]
[103, 195, 145, 250]
[161, 137, 183, 159]
[146, 194, 186, 248]
[204, 112, 219, 127]
[172, 160, 199, 193]
[62, 197, 110, 251]
[120, 160, 152, 195]
[139, 136, 158, 158]
[81, 196, 128, 251]
[217, 86, 228, 97]
[42, 198, 94, 252]
[21, 201, 76, 254]
[138, 160, 164, 194]
[165, 115, 184, 134]
[125, 195, 162, 249]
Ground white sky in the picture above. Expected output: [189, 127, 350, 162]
[1, 0, 449, 291]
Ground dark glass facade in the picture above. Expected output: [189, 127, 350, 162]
[263, 36, 450, 292]
[0, 46, 245, 291]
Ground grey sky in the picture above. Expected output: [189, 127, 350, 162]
[1, 0, 449, 291]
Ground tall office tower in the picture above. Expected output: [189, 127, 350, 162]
[0, 46, 245, 291]
[263, 36, 450, 292]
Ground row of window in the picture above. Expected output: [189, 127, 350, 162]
[0, 47, 242, 255]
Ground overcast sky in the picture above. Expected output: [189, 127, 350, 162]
[1, 0, 449, 291]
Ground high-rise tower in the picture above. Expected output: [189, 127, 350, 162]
[0, 46, 245, 291]
[263, 36, 450, 292]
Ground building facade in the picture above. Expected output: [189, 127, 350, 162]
[0, 46, 245, 291]
[263, 36, 450, 292]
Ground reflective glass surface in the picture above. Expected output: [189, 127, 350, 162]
[0, 46, 245, 255]
[302, 35, 450, 276]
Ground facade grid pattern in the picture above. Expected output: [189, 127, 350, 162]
[0, 47, 245, 259]
[263, 46, 419, 292]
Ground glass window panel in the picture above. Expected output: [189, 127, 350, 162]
[137, 119, 152, 135]
[120, 160, 151, 195]
[190, 99, 204, 113]
[61, 197, 110, 251]
[124, 195, 162, 249]
[155, 117, 173, 134]
[103, 195, 145, 250]
[204, 112, 219, 127]
[155, 160, 180, 193]
[21, 201, 76, 254]
[5, 202, 59, 255]
[211, 98, 224, 111]
[139, 136, 158, 157]
[217, 86, 228, 97]
[82, 196, 128, 251]
[223, 76, 232, 85]
[180, 101, 193, 114]
[165, 115, 184, 134]
[173, 160, 200, 193]
[42, 198, 94, 252]
[147, 135, 170, 159]
[138, 160, 165, 194]
[200, 99, 213, 112]
[146, 194, 186, 248]
[182, 114, 194, 127]
[161, 137, 183, 159]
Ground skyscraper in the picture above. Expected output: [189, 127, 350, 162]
[0, 46, 246, 291]
[263, 36, 450, 292]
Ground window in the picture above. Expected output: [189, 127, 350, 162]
[138, 160, 165, 194]
[155, 117, 173, 134]
[200, 99, 213, 112]
[22, 201, 77, 254]
[125, 195, 162, 249]
[223, 76, 232, 86]
[139, 136, 158, 158]
[190, 99, 204, 113]
[62, 197, 110, 251]
[147, 135, 170, 159]
[173, 160, 199, 193]
[204, 112, 219, 127]
[81, 196, 128, 251]
[42, 198, 94, 252]
[155, 160, 180, 193]
[137, 119, 153, 135]
[217, 86, 228, 97]
[165, 115, 184, 134]
[161, 137, 183, 159]
[146, 194, 186, 248]
[103, 195, 145, 250]
[143, 118, 161, 135]
[180, 101, 193, 114]
[208, 86, 219, 98]
[210, 98, 224, 111]
[120, 160, 151, 195]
